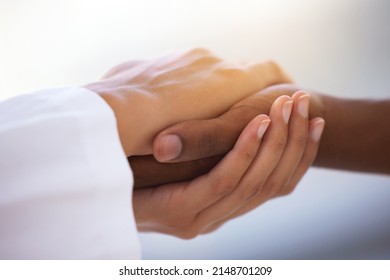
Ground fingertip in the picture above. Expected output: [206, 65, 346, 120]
[296, 93, 310, 118]
[257, 117, 271, 139]
[282, 100, 293, 123]
[271, 95, 293, 122]
[153, 133, 183, 162]
[310, 118, 325, 142]
[234, 114, 270, 147]
[291, 90, 307, 99]
[274, 94, 292, 105]
[244, 114, 270, 140]
[253, 113, 270, 123]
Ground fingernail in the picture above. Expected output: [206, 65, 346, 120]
[257, 119, 271, 139]
[311, 119, 325, 142]
[298, 93, 310, 118]
[157, 134, 182, 162]
[282, 100, 293, 123]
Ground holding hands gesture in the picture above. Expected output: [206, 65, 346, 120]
[133, 89, 325, 238]
[86, 49, 331, 238]
[87, 49, 389, 238]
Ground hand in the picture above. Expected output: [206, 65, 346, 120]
[153, 83, 325, 162]
[133, 93, 325, 237]
[130, 84, 325, 188]
[84, 48, 291, 156]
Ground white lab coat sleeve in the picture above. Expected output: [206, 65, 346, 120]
[0, 87, 141, 259]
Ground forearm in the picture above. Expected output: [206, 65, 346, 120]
[314, 95, 390, 174]
[262, 84, 390, 174]
[95, 89, 158, 156]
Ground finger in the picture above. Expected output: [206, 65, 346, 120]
[260, 91, 310, 197]
[280, 117, 325, 195]
[186, 114, 271, 212]
[153, 105, 260, 163]
[193, 96, 293, 227]
[201, 118, 324, 234]
[134, 114, 270, 231]
[129, 155, 222, 189]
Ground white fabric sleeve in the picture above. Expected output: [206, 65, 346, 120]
[0, 87, 141, 259]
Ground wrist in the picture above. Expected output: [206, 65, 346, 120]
[84, 83, 148, 156]
[308, 92, 327, 120]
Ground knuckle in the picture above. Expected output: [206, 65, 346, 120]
[239, 184, 261, 201]
[163, 216, 189, 229]
[279, 186, 296, 196]
[262, 60, 292, 83]
[184, 48, 221, 65]
[263, 180, 284, 198]
[265, 60, 279, 71]
[201, 224, 221, 235]
[300, 153, 316, 168]
[122, 60, 144, 69]
[215, 65, 245, 78]
[192, 55, 221, 66]
[290, 134, 308, 148]
[271, 136, 287, 153]
[240, 146, 257, 161]
[214, 178, 236, 197]
[188, 47, 210, 55]
[281, 188, 295, 196]
[265, 60, 282, 75]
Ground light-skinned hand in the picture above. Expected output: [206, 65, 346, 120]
[133, 93, 325, 237]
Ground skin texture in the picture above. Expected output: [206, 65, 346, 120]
[133, 93, 325, 237]
[84, 48, 291, 156]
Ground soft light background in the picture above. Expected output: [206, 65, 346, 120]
[1, 0, 389, 259]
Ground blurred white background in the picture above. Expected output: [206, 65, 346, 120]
[1, 0, 389, 259]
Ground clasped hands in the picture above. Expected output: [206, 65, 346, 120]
[85, 48, 325, 239]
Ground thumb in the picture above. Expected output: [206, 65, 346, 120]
[153, 106, 260, 163]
